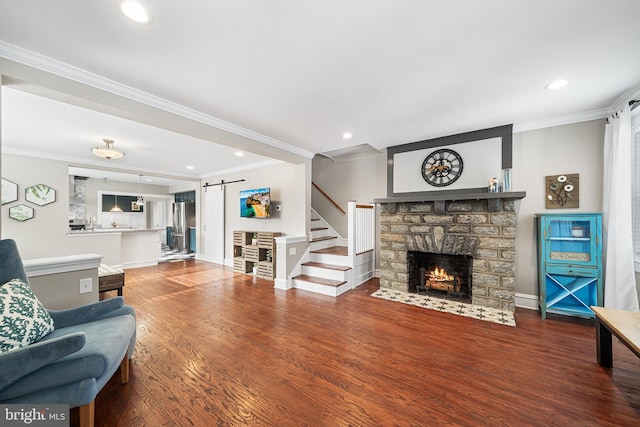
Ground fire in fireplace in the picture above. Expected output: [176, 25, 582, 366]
[407, 251, 472, 302]
[421, 266, 460, 292]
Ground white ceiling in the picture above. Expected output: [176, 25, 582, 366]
[1, 86, 279, 185]
[1, 0, 640, 183]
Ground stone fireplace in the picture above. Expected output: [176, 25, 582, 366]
[378, 197, 520, 312]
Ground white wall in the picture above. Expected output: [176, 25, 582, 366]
[2, 154, 72, 259]
[0, 153, 173, 262]
[312, 153, 387, 237]
[201, 160, 310, 264]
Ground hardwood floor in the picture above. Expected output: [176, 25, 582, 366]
[81, 260, 640, 426]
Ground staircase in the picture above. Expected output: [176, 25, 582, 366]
[292, 215, 353, 296]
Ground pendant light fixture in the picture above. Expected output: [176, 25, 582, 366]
[136, 174, 145, 206]
[110, 194, 123, 212]
[92, 139, 125, 160]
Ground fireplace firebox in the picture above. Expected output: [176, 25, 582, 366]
[408, 251, 472, 302]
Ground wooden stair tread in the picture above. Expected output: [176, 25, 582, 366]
[293, 275, 346, 287]
[310, 236, 337, 243]
[302, 261, 351, 271]
[311, 246, 348, 256]
[311, 227, 329, 231]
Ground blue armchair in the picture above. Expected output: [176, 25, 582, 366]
[0, 239, 136, 427]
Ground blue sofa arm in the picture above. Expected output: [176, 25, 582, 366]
[48, 297, 132, 329]
[0, 332, 85, 391]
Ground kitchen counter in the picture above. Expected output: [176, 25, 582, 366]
[68, 228, 163, 234]
[66, 228, 163, 268]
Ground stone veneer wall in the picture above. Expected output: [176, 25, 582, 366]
[379, 198, 519, 312]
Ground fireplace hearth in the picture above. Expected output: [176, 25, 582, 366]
[377, 196, 522, 312]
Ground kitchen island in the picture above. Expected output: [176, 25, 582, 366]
[67, 228, 163, 269]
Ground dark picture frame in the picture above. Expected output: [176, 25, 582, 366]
[385, 124, 513, 199]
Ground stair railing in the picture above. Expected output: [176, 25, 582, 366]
[312, 182, 346, 215]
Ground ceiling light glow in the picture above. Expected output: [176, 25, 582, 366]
[545, 79, 568, 90]
[92, 139, 125, 160]
[120, 1, 152, 24]
[235, 151, 244, 157]
[186, 165, 195, 170]
[342, 132, 353, 140]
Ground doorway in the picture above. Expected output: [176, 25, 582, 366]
[203, 185, 225, 265]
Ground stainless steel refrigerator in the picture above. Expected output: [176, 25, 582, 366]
[172, 202, 196, 253]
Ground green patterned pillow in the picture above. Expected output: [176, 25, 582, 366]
[0, 278, 55, 353]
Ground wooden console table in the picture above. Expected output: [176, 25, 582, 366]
[591, 306, 640, 367]
[98, 264, 124, 296]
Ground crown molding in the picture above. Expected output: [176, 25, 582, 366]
[0, 41, 315, 159]
[513, 107, 612, 134]
[610, 83, 640, 111]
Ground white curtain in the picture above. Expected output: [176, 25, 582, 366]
[603, 103, 640, 311]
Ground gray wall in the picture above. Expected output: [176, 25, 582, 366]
[312, 119, 607, 303]
[513, 119, 605, 300]
[29, 268, 98, 310]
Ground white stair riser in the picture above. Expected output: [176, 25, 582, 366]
[302, 266, 351, 281]
[309, 238, 337, 250]
[310, 252, 350, 266]
[293, 279, 351, 297]
[310, 228, 331, 239]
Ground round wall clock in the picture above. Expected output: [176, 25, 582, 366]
[421, 148, 464, 187]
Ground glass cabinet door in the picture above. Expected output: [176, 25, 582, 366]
[545, 217, 595, 265]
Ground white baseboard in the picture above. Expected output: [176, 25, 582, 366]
[274, 277, 292, 290]
[515, 293, 538, 310]
[195, 253, 224, 265]
[122, 259, 157, 269]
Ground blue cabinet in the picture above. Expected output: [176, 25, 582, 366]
[536, 213, 603, 319]
[189, 227, 196, 252]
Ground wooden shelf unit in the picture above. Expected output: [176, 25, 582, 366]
[233, 231, 280, 280]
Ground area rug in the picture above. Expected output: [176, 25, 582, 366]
[371, 288, 516, 327]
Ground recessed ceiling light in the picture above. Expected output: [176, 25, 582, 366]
[545, 79, 568, 90]
[146, 178, 153, 182]
[119, 1, 152, 24]
[342, 132, 353, 140]
[186, 165, 194, 170]
[235, 151, 244, 157]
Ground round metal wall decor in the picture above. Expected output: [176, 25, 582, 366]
[421, 148, 464, 187]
